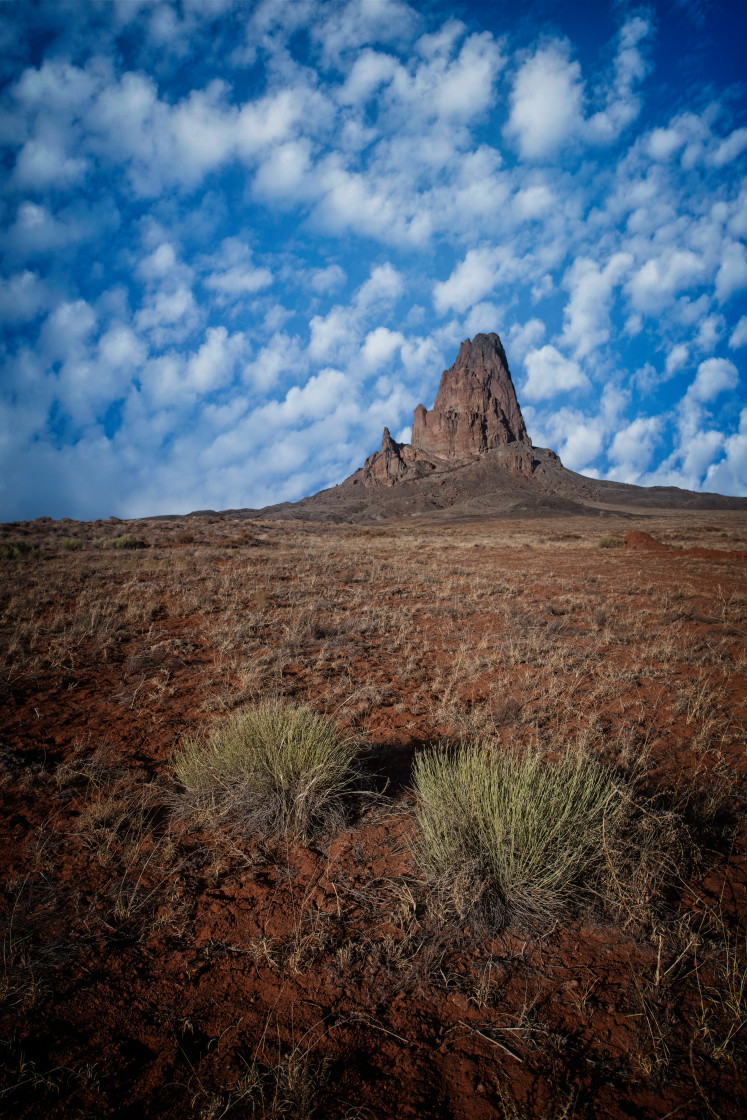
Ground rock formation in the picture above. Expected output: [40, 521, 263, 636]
[411, 333, 529, 458]
[361, 427, 438, 488]
[362, 333, 534, 489]
[225, 328, 747, 524]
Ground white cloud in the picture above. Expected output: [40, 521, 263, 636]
[186, 326, 246, 394]
[627, 249, 704, 313]
[309, 263, 402, 363]
[729, 317, 747, 349]
[508, 319, 545, 363]
[356, 263, 403, 309]
[3, 200, 99, 256]
[236, 89, 308, 157]
[523, 345, 590, 401]
[98, 324, 146, 371]
[687, 357, 739, 402]
[427, 32, 503, 123]
[464, 301, 504, 337]
[585, 16, 651, 144]
[0, 270, 50, 322]
[524, 404, 605, 470]
[716, 240, 747, 302]
[170, 81, 238, 178]
[253, 138, 315, 201]
[505, 43, 583, 160]
[513, 182, 554, 220]
[433, 246, 501, 314]
[695, 313, 724, 352]
[608, 416, 661, 482]
[12, 135, 88, 189]
[40, 299, 96, 358]
[665, 343, 689, 375]
[360, 326, 404, 371]
[202, 239, 273, 301]
[711, 127, 747, 168]
[647, 126, 685, 161]
[135, 285, 197, 337]
[244, 332, 307, 392]
[560, 252, 632, 358]
[309, 264, 346, 294]
[137, 242, 180, 281]
[704, 408, 747, 495]
[339, 49, 399, 105]
[311, 0, 418, 66]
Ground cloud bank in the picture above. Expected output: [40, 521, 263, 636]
[0, 0, 745, 519]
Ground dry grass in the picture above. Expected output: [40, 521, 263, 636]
[1, 509, 746, 1117]
[172, 699, 358, 842]
[412, 740, 625, 930]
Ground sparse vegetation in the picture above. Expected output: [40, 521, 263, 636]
[110, 533, 144, 549]
[412, 741, 624, 929]
[598, 535, 624, 548]
[0, 540, 39, 561]
[1, 510, 746, 1118]
[172, 699, 358, 841]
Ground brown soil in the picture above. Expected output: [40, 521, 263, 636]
[1, 512, 746, 1118]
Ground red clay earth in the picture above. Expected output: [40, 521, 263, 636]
[1, 512, 746, 1119]
[626, 530, 747, 563]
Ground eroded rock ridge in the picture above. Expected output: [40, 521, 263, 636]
[363, 333, 534, 488]
[412, 333, 529, 458]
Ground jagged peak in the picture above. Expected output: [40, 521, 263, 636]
[380, 426, 399, 452]
[411, 330, 529, 458]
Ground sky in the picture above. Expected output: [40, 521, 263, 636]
[1, 0, 746, 521]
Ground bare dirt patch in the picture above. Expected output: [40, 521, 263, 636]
[1, 511, 746, 1118]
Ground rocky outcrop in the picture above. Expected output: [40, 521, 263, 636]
[362, 428, 438, 488]
[362, 333, 534, 490]
[411, 333, 529, 459]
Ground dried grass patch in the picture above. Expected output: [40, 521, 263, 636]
[412, 741, 624, 931]
[172, 699, 358, 842]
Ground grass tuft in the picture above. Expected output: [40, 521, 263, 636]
[172, 699, 357, 842]
[0, 540, 39, 561]
[110, 533, 145, 549]
[412, 741, 623, 930]
[598, 536, 624, 548]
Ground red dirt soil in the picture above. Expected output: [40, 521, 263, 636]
[1, 512, 746, 1119]
[626, 529, 747, 562]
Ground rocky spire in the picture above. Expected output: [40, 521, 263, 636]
[411, 333, 529, 459]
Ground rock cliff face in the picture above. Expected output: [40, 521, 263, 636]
[411, 333, 529, 459]
[362, 427, 438, 488]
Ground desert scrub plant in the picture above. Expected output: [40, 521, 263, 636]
[172, 700, 357, 842]
[598, 536, 624, 548]
[110, 533, 145, 549]
[61, 537, 82, 551]
[412, 741, 623, 930]
[0, 540, 39, 561]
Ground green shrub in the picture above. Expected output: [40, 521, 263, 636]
[61, 537, 82, 551]
[111, 533, 145, 549]
[412, 741, 623, 930]
[172, 700, 357, 841]
[598, 536, 624, 548]
[0, 540, 39, 561]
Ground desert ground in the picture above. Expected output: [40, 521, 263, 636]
[1, 510, 746, 1118]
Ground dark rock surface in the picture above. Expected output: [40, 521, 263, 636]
[411, 333, 529, 458]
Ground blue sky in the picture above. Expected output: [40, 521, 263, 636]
[1, 0, 746, 520]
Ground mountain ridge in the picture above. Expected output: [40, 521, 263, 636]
[199, 332, 747, 523]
